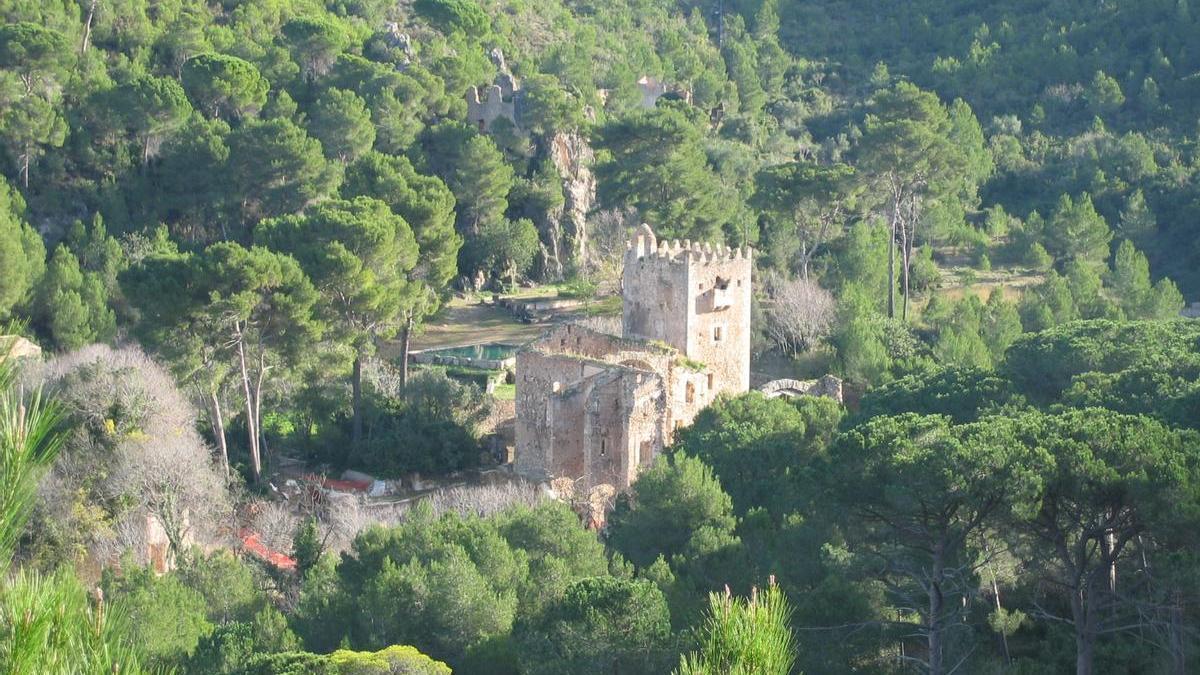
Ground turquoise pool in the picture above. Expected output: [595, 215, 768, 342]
[415, 343, 521, 361]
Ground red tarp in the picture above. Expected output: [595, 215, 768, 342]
[302, 474, 372, 493]
[239, 529, 296, 571]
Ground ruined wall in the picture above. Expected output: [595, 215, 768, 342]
[666, 365, 716, 435]
[515, 324, 672, 487]
[610, 371, 667, 487]
[532, 323, 675, 376]
[466, 81, 517, 133]
[514, 350, 607, 480]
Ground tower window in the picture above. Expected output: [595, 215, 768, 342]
[707, 373, 714, 390]
[713, 326, 723, 342]
[600, 439, 606, 456]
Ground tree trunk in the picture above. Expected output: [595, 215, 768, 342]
[235, 327, 261, 483]
[253, 356, 266, 465]
[351, 355, 363, 448]
[81, 0, 98, 54]
[1170, 591, 1185, 675]
[399, 314, 413, 388]
[900, 223, 912, 322]
[798, 238, 811, 281]
[887, 219, 896, 319]
[929, 547, 945, 675]
[209, 388, 229, 478]
[1072, 578, 1095, 675]
[989, 565, 1011, 663]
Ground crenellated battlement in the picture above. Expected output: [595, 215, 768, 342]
[625, 224, 752, 266]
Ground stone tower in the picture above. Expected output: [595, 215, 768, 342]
[621, 224, 752, 395]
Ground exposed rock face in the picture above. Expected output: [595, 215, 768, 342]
[546, 130, 596, 278]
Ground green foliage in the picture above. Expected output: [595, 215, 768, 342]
[258, 196, 418, 357]
[672, 392, 841, 517]
[414, 0, 492, 38]
[301, 500, 613, 671]
[281, 17, 350, 81]
[226, 118, 341, 226]
[0, 23, 70, 78]
[468, 217, 540, 285]
[0, 567, 147, 674]
[519, 73, 582, 136]
[101, 563, 212, 668]
[240, 645, 451, 674]
[0, 177, 42, 319]
[343, 151, 461, 295]
[858, 366, 1021, 422]
[293, 518, 322, 579]
[608, 453, 738, 569]
[1044, 193, 1112, 266]
[1002, 319, 1200, 428]
[309, 88, 376, 162]
[188, 608, 300, 675]
[117, 74, 193, 164]
[176, 550, 267, 625]
[34, 245, 116, 350]
[829, 412, 1043, 671]
[418, 121, 513, 234]
[0, 347, 148, 673]
[324, 366, 489, 475]
[1109, 239, 1184, 319]
[1085, 70, 1125, 114]
[752, 161, 857, 276]
[514, 577, 673, 675]
[595, 105, 737, 242]
[181, 53, 269, 121]
[675, 583, 796, 675]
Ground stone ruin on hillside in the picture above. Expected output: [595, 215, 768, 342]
[515, 224, 753, 491]
[467, 48, 520, 133]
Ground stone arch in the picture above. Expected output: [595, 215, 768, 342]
[759, 375, 844, 403]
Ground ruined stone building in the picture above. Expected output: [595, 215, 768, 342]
[636, 75, 693, 109]
[515, 224, 751, 490]
[465, 48, 521, 133]
[466, 73, 519, 133]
